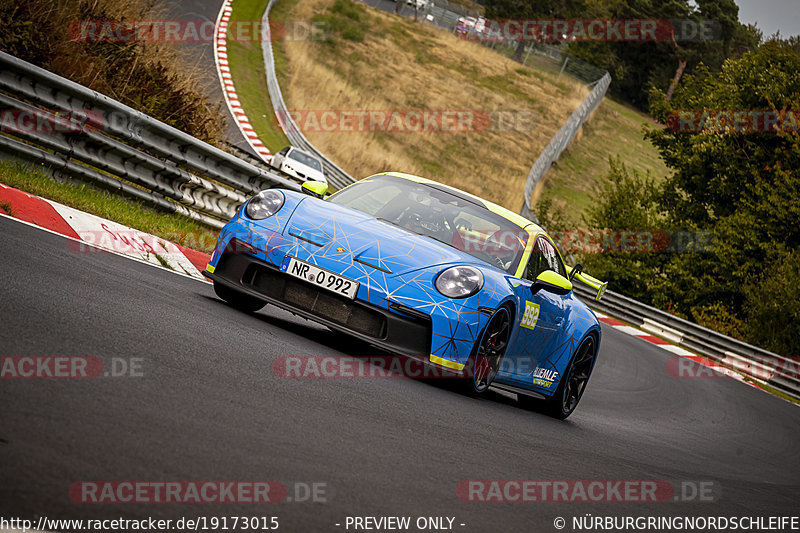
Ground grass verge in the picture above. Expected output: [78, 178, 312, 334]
[538, 98, 671, 226]
[745, 379, 800, 405]
[225, 0, 292, 150]
[0, 161, 216, 253]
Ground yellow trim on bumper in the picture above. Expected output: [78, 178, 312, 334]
[430, 354, 465, 371]
[206, 264, 216, 274]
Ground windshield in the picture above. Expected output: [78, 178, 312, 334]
[328, 175, 529, 273]
[288, 150, 323, 171]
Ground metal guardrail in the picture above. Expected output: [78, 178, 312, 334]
[0, 52, 301, 229]
[261, 0, 356, 190]
[574, 284, 800, 399]
[520, 71, 611, 222]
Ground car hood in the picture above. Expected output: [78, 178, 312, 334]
[282, 197, 491, 276]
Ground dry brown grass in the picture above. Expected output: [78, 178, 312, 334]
[280, 0, 588, 209]
[0, 0, 225, 143]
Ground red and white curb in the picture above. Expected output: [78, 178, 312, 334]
[214, 0, 274, 163]
[0, 183, 211, 281]
[593, 310, 779, 394]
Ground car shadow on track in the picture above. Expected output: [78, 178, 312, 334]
[200, 294, 381, 355]
[202, 294, 574, 422]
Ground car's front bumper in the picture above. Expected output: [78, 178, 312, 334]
[205, 251, 435, 360]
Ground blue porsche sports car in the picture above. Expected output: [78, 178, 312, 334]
[203, 172, 607, 419]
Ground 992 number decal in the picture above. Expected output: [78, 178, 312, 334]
[521, 301, 540, 330]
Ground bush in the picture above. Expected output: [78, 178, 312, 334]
[744, 253, 800, 355]
[691, 303, 746, 342]
[576, 157, 669, 305]
[313, 0, 368, 43]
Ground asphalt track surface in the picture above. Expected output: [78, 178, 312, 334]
[2, 216, 800, 531]
[155, 0, 257, 157]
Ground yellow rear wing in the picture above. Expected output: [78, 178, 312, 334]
[568, 265, 608, 301]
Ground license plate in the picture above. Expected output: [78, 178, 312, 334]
[281, 256, 359, 300]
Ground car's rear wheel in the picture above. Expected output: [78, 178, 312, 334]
[213, 282, 266, 313]
[521, 335, 597, 419]
[465, 307, 511, 395]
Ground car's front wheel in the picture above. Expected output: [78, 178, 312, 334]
[213, 282, 266, 313]
[465, 307, 511, 395]
[521, 335, 597, 419]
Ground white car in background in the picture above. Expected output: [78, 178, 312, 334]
[456, 16, 487, 38]
[269, 147, 327, 185]
[406, 0, 428, 10]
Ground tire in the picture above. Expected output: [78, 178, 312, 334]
[521, 336, 597, 420]
[213, 281, 266, 313]
[463, 307, 511, 396]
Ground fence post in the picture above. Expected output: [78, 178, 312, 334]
[558, 57, 570, 80]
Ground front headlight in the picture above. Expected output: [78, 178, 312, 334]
[435, 266, 484, 299]
[245, 190, 284, 219]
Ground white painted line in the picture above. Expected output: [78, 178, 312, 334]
[659, 344, 695, 357]
[611, 325, 645, 337]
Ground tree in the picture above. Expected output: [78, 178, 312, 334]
[567, 0, 760, 109]
[484, 0, 584, 62]
[571, 39, 800, 354]
[643, 39, 800, 354]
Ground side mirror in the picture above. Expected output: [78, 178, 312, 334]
[568, 263, 583, 282]
[531, 270, 573, 296]
[302, 181, 328, 199]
